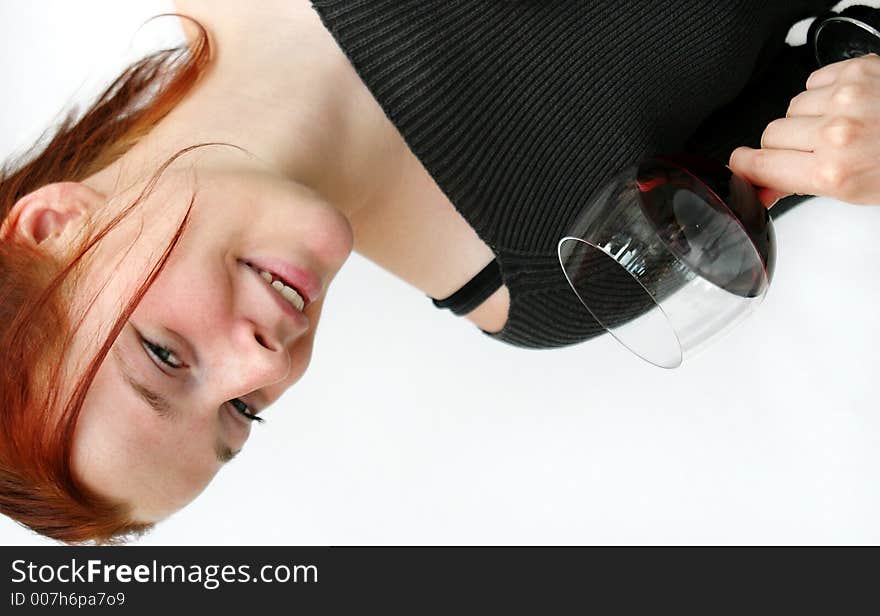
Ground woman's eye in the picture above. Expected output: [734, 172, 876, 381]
[229, 398, 264, 423]
[142, 338, 185, 370]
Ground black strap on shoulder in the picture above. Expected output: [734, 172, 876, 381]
[429, 258, 503, 316]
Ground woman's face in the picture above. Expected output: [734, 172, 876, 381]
[68, 148, 354, 523]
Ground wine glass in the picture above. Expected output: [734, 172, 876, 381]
[557, 153, 775, 369]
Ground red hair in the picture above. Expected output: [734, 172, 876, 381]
[0, 14, 215, 544]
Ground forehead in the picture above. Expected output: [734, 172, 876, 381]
[69, 327, 221, 523]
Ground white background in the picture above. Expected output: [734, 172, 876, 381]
[1, 1, 878, 546]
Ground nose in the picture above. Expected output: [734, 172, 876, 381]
[204, 317, 292, 401]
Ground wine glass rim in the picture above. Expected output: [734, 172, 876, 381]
[557, 235, 684, 369]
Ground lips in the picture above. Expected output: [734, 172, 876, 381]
[241, 256, 323, 308]
[243, 262, 310, 331]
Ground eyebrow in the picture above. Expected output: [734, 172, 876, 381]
[112, 346, 240, 464]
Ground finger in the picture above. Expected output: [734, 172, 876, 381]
[806, 58, 848, 89]
[806, 52, 880, 89]
[728, 147, 819, 195]
[758, 187, 792, 209]
[785, 85, 831, 117]
[760, 116, 820, 151]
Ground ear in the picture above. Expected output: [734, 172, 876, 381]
[0, 182, 104, 247]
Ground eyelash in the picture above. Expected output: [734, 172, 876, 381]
[141, 338, 265, 423]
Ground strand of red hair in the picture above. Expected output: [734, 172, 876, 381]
[0, 13, 214, 544]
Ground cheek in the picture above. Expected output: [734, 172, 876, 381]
[140, 260, 218, 316]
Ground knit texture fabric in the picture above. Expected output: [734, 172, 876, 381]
[309, 0, 840, 349]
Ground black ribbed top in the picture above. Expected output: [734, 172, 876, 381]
[309, 0, 839, 349]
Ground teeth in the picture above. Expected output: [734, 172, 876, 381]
[248, 263, 305, 311]
[279, 285, 304, 310]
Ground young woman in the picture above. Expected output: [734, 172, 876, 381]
[2, 0, 879, 543]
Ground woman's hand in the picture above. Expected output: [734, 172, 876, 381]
[728, 53, 880, 208]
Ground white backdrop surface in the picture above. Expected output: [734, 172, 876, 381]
[0, 1, 878, 545]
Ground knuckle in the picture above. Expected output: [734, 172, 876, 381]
[843, 58, 870, 79]
[821, 116, 861, 147]
[831, 82, 866, 108]
[816, 158, 850, 192]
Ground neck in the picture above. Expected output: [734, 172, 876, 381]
[86, 0, 406, 232]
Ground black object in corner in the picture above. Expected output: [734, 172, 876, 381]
[809, 4, 880, 67]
